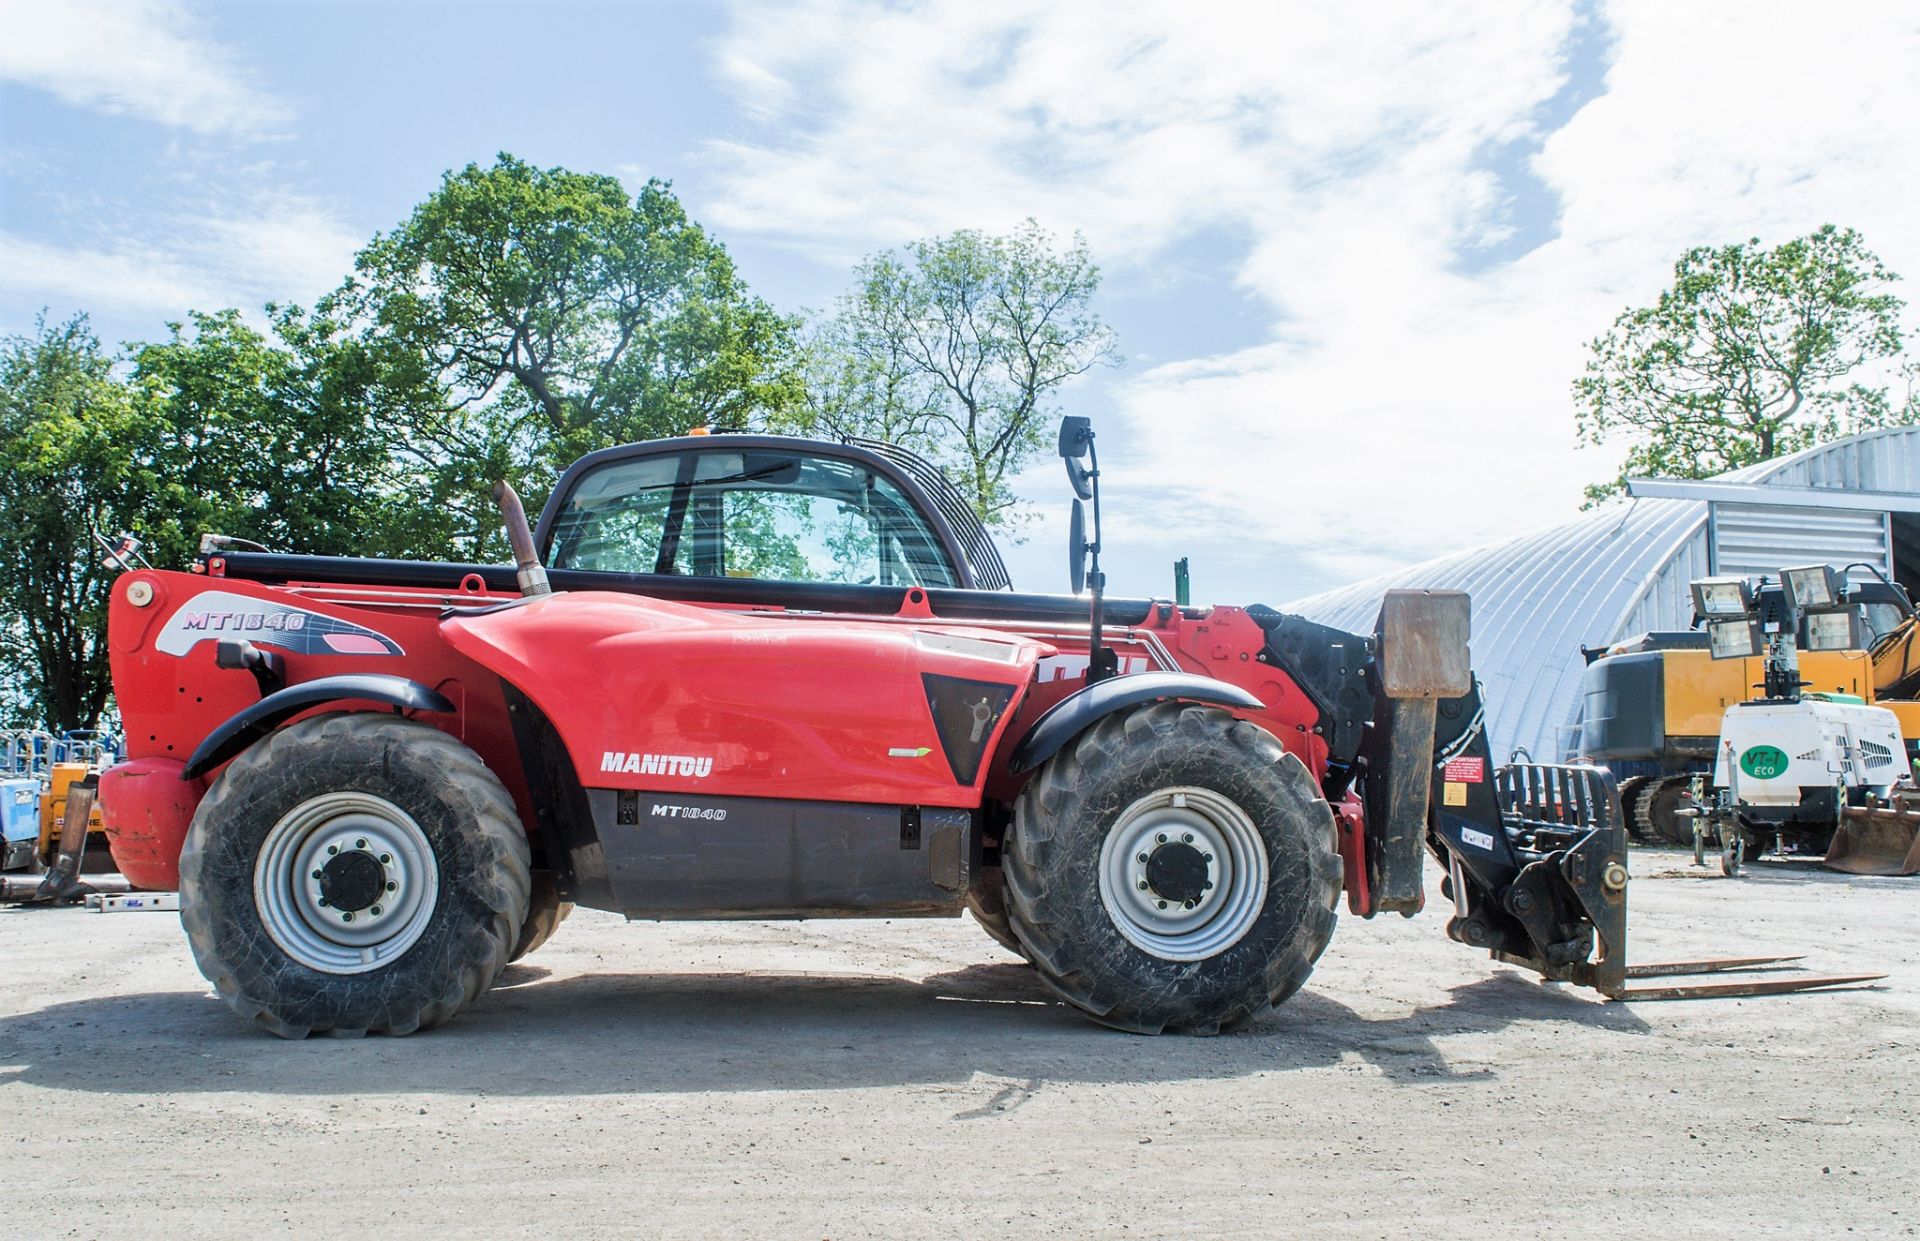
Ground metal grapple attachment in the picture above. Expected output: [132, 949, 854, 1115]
[1426, 691, 1884, 1001]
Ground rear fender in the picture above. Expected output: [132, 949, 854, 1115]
[1007, 671, 1263, 774]
[180, 674, 454, 780]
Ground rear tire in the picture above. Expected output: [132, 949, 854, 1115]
[509, 872, 573, 963]
[179, 713, 531, 1038]
[1003, 702, 1340, 1035]
[965, 867, 1026, 959]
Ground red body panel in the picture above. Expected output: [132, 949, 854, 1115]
[104, 570, 532, 888]
[441, 591, 1046, 807]
[104, 567, 1342, 893]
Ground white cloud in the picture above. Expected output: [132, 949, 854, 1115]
[704, 0, 1920, 594]
[0, 0, 289, 137]
[0, 189, 362, 326]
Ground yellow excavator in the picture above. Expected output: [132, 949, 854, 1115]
[1577, 572, 1920, 854]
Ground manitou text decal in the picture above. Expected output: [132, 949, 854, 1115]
[156, 590, 404, 657]
[601, 751, 713, 778]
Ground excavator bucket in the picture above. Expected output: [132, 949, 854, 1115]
[1826, 798, 1920, 876]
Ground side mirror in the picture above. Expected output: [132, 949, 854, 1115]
[1068, 499, 1088, 594]
[1058, 416, 1094, 500]
[1057, 415, 1093, 459]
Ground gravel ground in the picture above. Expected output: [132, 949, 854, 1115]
[1, 848, 1915, 1239]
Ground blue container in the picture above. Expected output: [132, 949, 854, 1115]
[1, 776, 38, 871]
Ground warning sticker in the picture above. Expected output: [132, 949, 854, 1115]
[1442, 781, 1468, 807]
[1442, 755, 1486, 784]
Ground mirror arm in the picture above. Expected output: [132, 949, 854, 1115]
[1084, 438, 1116, 683]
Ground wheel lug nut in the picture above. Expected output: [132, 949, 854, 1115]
[1203, 853, 1213, 863]
[1183, 900, 1195, 909]
[356, 839, 368, 849]
[311, 869, 321, 879]
[1156, 834, 1167, 844]
[1183, 833, 1193, 843]
[385, 881, 397, 892]
[1156, 900, 1168, 909]
[341, 912, 354, 922]
[1137, 880, 1148, 890]
[380, 854, 392, 864]
[1136, 853, 1149, 864]
[317, 897, 329, 907]
[1205, 880, 1214, 890]
[370, 905, 382, 916]
[327, 845, 338, 854]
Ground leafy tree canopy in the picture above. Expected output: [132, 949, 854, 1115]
[0, 316, 157, 729]
[801, 220, 1119, 526]
[334, 154, 802, 526]
[1576, 225, 1912, 503]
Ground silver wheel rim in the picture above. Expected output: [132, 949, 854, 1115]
[1097, 786, 1268, 962]
[253, 791, 439, 975]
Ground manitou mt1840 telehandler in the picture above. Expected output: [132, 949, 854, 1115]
[90, 420, 1877, 1036]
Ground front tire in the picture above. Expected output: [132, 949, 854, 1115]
[179, 713, 531, 1038]
[1003, 702, 1340, 1035]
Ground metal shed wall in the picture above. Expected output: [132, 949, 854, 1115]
[1710, 503, 1891, 578]
[1281, 426, 1920, 762]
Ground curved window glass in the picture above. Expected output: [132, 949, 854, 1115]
[546, 447, 962, 589]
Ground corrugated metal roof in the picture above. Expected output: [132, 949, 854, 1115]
[1282, 426, 1920, 761]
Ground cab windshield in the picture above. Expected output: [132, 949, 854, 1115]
[545, 447, 962, 589]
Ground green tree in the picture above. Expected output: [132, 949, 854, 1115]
[1576, 225, 1911, 503]
[334, 154, 802, 530]
[805, 220, 1119, 526]
[0, 316, 148, 730]
[0, 308, 457, 729]
[128, 307, 453, 561]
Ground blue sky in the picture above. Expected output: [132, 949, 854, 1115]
[4, 1, 1919, 605]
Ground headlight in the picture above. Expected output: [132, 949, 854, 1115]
[1691, 577, 1753, 619]
[1803, 608, 1862, 653]
[1707, 617, 1762, 660]
[1781, 564, 1842, 611]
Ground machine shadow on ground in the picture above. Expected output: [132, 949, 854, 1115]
[0, 959, 1649, 1101]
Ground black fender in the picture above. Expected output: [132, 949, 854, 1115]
[1007, 672, 1263, 774]
[181, 675, 455, 781]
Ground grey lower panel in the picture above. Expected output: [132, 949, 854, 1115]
[586, 790, 974, 919]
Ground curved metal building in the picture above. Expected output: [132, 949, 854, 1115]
[1283, 426, 1920, 762]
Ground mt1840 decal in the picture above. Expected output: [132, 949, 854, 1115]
[155, 591, 403, 657]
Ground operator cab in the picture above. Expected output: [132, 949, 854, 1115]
[535, 435, 1012, 593]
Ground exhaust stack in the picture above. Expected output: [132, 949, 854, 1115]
[492, 480, 552, 597]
